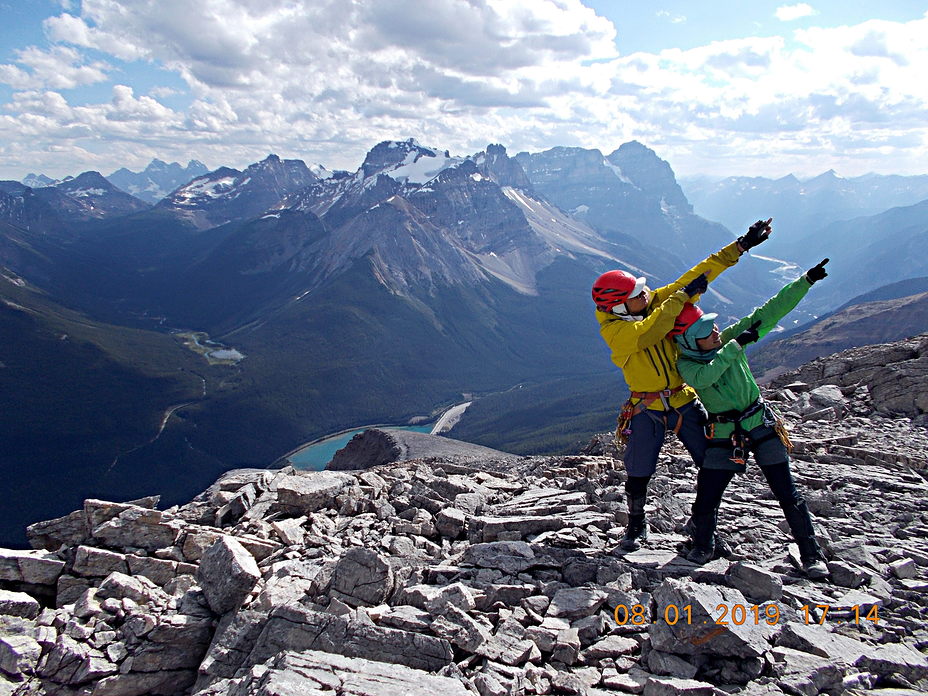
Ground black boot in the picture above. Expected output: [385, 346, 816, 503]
[782, 500, 828, 579]
[620, 495, 648, 551]
[686, 511, 717, 565]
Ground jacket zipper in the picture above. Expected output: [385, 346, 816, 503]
[656, 342, 674, 389]
[644, 346, 664, 382]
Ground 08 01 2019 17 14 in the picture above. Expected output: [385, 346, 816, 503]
[613, 603, 880, 626]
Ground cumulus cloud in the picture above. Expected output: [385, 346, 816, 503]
[775, 4, 817, 22]
[3, 1, 928, 179]
[0, 45, 110, 90]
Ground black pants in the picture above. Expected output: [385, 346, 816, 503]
[692, 461, 804, 516]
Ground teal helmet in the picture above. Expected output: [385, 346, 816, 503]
[669, 303, 718, 359]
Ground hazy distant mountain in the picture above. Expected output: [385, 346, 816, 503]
[107, 159, 209, 204]
[680, 170, 928, 258]
[22, 173, 58, 188]
[786, 199, 928, 315]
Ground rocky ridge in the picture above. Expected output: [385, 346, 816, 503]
[2, 336, 928, 695]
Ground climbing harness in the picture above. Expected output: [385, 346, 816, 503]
[705, 399, 782, 465]
[615, 386, 685, 446]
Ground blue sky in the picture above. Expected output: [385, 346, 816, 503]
[2, 1, 927, 181]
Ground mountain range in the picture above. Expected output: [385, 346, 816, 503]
[2, 138, 927, 547]
[680, 170, 928, 258]
[107, 158, 209, 204]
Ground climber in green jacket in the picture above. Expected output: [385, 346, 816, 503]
[669, 258, 831, 578]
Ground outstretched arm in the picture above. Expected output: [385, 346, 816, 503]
[654, 219, 773, 304]
[720, 275, 814, 344]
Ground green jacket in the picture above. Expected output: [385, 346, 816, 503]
[677, 276, 813, 435]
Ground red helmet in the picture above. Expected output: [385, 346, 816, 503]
[592, 270, 646, 312]
[668, 303, 703, 337]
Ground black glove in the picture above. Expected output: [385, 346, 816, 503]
[737, 218, 772, 251]
[735, 320, 762, 347]
[805, 258, 829, 284]
[681, 272, 708, 298]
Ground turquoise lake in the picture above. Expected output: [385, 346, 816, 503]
[288, 424, 433, 471]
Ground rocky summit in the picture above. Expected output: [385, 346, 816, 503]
[2, 336, 928, 695]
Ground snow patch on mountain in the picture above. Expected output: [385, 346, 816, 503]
[501, 187, 645, 275]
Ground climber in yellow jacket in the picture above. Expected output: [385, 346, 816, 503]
[592, 219, 772, 551]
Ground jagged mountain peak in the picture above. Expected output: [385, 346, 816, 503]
[607, 141, 692, 213]
[159, 157, 317, 229]
[57, 170, 113, 190]
[469, 144, 533, 190]
[52, 171, 149, 217]
[22, 173, 58, 188]
[359, 139, 460, 184]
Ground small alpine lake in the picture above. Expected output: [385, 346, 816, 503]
[287, 424, 434, 471]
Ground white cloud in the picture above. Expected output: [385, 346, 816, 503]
[0, 45, 110, 90]
[775, 4, 817, 22]
[3, 2, 928, 179]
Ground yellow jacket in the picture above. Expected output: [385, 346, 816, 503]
[596, 241, 743, 410]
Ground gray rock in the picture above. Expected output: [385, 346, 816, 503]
[546, 587, 608, 620]
[0, 590, 40, 619]
[270, 517, 306, 546]
[0, 548, 65, 585]
[197, 536, 261, 615]
[222, 648, 472, 696]
[38, 634, 89, 683]
[470, 515, 565, 542]
[825, 560, 868, 588]
[56, 575, 95, 607]
[774, 622, 869, 664]
[274, 472, 353, 513]
[643, 675, 716, 695]
[809, 385, 846, 412]
[725, 562, 782, 602]
[246, 604, 454, 672]
[649, 578, 769, 658]
[26, 509, 89, 551]
[603, 666, 649, 693]
[477, 619, 536, 666]
[126, 554, 183, 586]
[0, 633, 42, 679]
[330, 548, 394, 608]
[92, 669, 197, 696]
[196, 610, 269, 685]
[648, 650, 698, 679]
[583, 634, 639, 660]
[551, 627, 580, 665]
[91, 505, 179, 551]
[435, 507, 467, 538]
[462, 541, 536, 574]
[768, 646, 846, 696]
[400, 582, 476, 614]
[429, 605, 491, 652]
[72, 545, 129, 578]
[854, 642, 928, 682]
[96, 571, 170, 608]
[889, 558, 918, 579]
